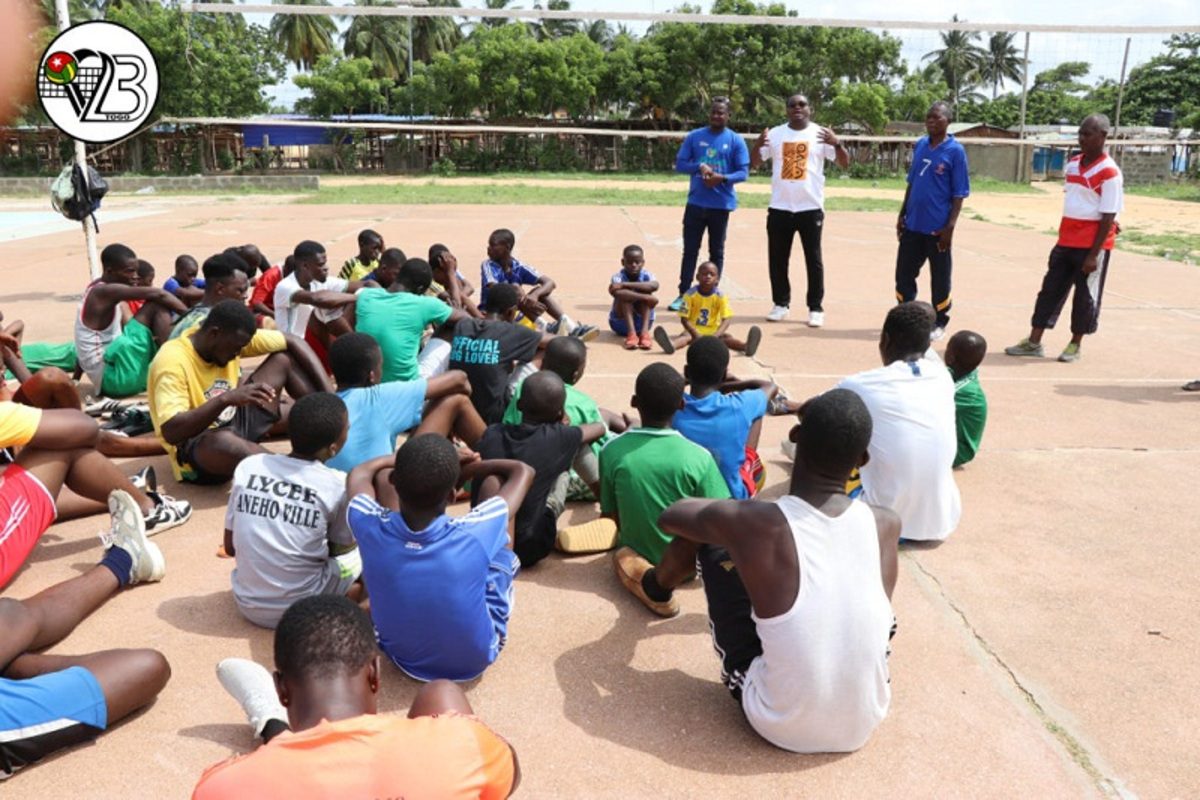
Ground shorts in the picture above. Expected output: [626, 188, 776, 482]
[0, 466, 57, 589]
[99, 319, 156, 398]
[176, 404, 281, 485]
[236, 550, 363, 629]
[0, 666, 106, 779]
[417, 338, 452, 380]
[739, 446, 765, 498]
[303, 328, 331, 373]
[1, 342, 76, 383]
[697, 545, 763, 702]
[608, 313, 654, 337]
[512, 472, 569, 568]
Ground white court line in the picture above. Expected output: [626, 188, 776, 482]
[584, 372, 1194, 384]
[0, 209, 167, 242]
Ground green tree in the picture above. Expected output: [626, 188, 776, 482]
[109, 2, 284, 117]
[342, 0, 407, 81]
[979, 32, 1023, 100]
[888, 64, 951, 122]
[410, 0, 463, 64]
[271, 0, 338, 71]
[923, 15, 984, 109]
[482, 0, 515, 29]
[584, 19, 612, 49]
[532, 0, 578, 40]
[825, 81, 889, 132]
[1025, 61, 1093, 124]
[293, 54, 384, 117]
[1118, 34, 1200, 128]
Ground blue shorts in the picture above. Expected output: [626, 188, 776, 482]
[0, 666, 107, 777]
[608, 314, 654, 336]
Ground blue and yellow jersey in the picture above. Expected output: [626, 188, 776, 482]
[681, 286, 732, 336]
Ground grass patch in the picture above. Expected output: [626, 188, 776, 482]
[1125, 182, 1200, 203]
[299, 181, 901, 212]
[1117, 228, 1200, 262]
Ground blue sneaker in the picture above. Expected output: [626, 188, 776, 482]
[667, 295, 685, 312]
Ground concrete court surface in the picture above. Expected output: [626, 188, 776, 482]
[1, 196, 1198, 799]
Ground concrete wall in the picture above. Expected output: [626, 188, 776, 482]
[962, 142, 1033, 183]
[1114, 148, 1173, 185]
[0, 175, 320, 196]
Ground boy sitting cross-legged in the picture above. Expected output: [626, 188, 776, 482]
[475, 371, 606, 568]
[480, 228, 597, 340]
[347, 435, 534, 682]
[607, 244, 660, 350]
[653, 261, 761, 357]
[223, 392, 363, 629]
[602, 362, 730, 617]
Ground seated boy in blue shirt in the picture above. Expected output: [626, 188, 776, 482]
[476, 371, 606, 568]
[326, 332, 487, 472]
[164, 254, 204, 308]
[480, 228, 597, 340]
[674, 336, 781, 499]
[607, 244, 660, 350]
[347, 434, 534, 682]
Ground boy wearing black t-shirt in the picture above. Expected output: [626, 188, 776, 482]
[473, 371, 606, 567]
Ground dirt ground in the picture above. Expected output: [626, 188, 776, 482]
[1, 194, 1198, 799]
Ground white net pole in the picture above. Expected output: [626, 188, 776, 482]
[53, 0, 100, 280]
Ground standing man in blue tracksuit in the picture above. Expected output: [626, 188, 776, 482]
[669, 97, 751, 312]
[894, 101, 970, 341]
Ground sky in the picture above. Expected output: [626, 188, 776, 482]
[256, 0, 1196, 111]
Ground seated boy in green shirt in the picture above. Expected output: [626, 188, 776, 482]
[601, 362, 730, 617]
[944, 330, 988, 468]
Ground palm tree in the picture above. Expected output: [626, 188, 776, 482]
[343, 0, 407, 81]
[271, 0, 338, 71]
[979, 32, 1023, 99]
[923, 15, 985, 109]
[410, 0, 463, 64]
[531, 0, 577, 40]
[584, 19, 612, 48]
[482, 0, 515, 29]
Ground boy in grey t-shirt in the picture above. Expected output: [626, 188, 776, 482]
[223, 393, 362, 628]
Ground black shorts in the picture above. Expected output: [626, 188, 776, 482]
[176, 403, 279, 485]
[697, 545, 762, 702]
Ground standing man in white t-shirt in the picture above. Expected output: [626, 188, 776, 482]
[835, 302, 961, 542]
[752, 93, 849, 327]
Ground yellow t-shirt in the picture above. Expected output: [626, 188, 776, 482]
[148, 330, 286, 480]
[681, 286, 732, 336]
[340, 257, 378, 282]
[0, 401, 42, 449]
[191, 713, 515, 800]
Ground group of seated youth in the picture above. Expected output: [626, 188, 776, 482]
[0, 228, 990, 795]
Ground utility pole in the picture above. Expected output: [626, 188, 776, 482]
[53, 0, 101, 279]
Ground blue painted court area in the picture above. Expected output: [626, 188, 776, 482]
[0, 208, 163, 242]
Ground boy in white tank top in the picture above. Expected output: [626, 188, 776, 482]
[636, 389, 900, 753]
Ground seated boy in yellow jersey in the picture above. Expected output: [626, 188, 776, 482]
[338, 229, 384, 282]
[148, 301, 332, 485]
[653, 261, 762, 357]
[194, 596, 518, 800]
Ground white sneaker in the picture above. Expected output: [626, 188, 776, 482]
[217, 658, 289, 738]
[807, 310, 824, 328]
[102, 489, 165, 585]
[931, 326, 946, 342]
[780, 439, 796, 460]
[766, 305, 789, 322]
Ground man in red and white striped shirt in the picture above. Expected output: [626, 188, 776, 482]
[1005, 115, 1123, 363]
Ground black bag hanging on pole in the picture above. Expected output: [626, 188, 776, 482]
[50, 163, 109, 231]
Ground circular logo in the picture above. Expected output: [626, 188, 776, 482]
[37, 21, 159, 144]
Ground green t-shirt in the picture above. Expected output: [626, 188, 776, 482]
[599, 427, 730, 564]
[503, 380, 610, 456]
[355, 289, 452, 383]
[951, 367, 987, 467]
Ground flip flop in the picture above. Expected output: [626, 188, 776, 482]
[1182, 380, 1200, 392]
